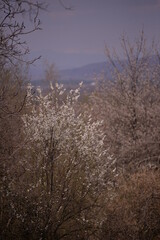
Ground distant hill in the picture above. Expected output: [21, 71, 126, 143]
[32, 55, 157, 90]
[31, 55, 157, 88]
[31, 61, 113, 90]
[60, 61, 109, 82]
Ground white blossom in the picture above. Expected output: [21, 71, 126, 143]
[22, 82, 108, 186]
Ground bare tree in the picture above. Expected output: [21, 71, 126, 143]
[0, 0, 47, 66]
[101, 169, 160, 240]
[0, 0, 74, 66]
[91, 32, 160, 171]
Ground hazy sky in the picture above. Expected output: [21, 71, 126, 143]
[26, 0, 160, 70]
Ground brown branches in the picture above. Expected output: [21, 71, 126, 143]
[0, 0, 46, 66]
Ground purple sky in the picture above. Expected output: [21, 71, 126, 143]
[26, 0, 160, 71]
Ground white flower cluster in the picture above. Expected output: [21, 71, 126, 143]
[22, 82, 107, 185]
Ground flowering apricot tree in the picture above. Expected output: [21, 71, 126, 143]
[21, 82, 108, 239]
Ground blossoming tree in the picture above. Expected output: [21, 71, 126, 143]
[20, 81, 108, 239]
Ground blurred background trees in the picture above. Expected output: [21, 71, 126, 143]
[91, 32, 160, 172]
[0, 2, 160, 238]
[101, 169, 160, 240]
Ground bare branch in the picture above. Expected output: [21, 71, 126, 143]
[0, 0, 46, 65]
